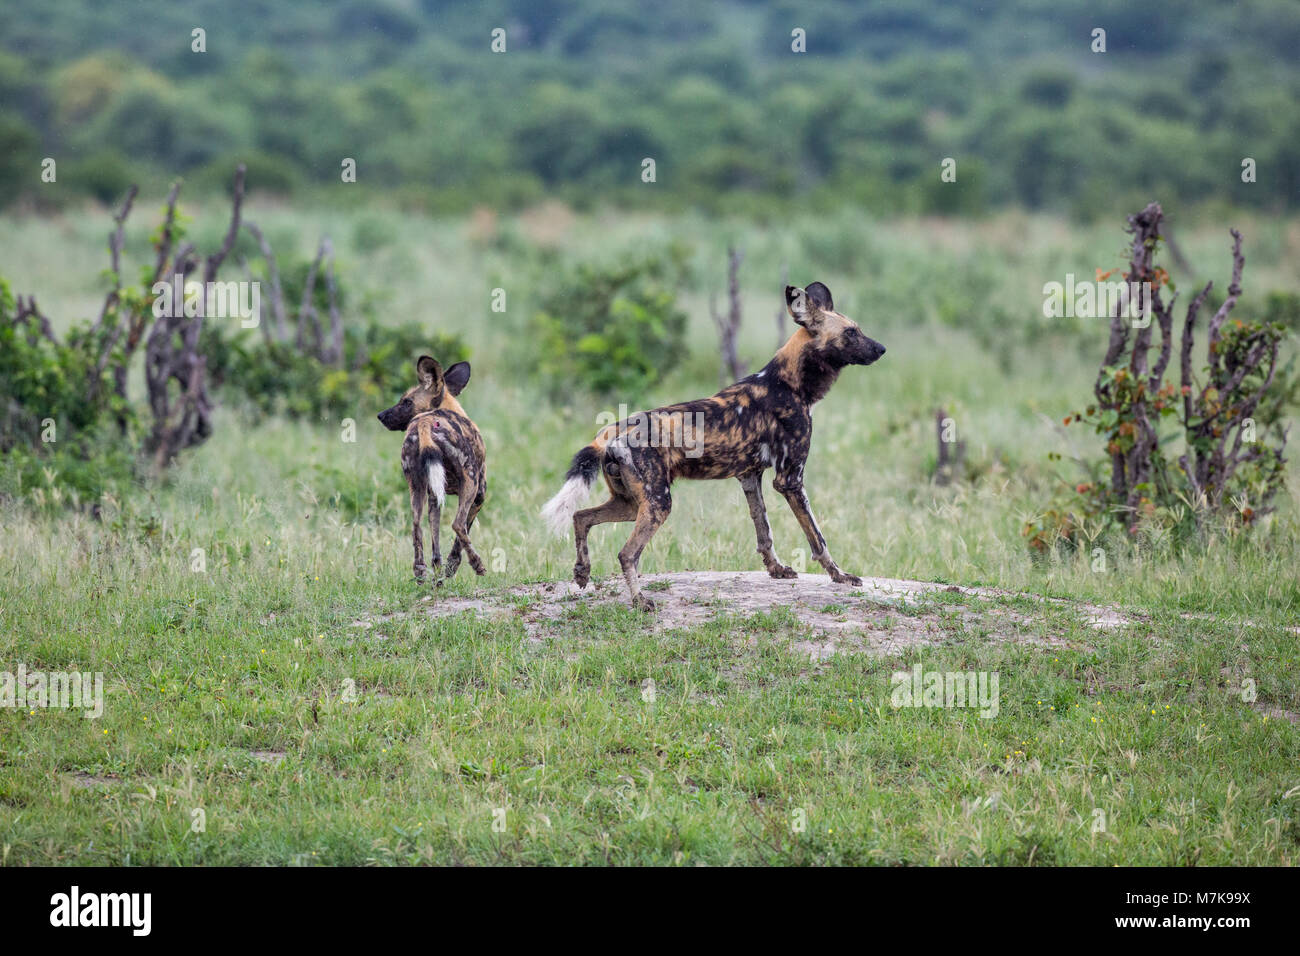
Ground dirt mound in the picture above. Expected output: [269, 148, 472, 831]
[368, 571, 1131, 657]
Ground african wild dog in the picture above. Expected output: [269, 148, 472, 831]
[378, 356, 487, 583]
[542, 281, 885, 610]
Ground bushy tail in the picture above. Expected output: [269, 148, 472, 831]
[421, 446, 446, 509]
[541, 445, 601, 537]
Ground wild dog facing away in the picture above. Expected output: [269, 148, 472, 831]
[543, 282, 886, 610]
[378, 357, 487, 583]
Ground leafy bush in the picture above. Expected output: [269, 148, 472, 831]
[1026, 207, 1294, 552]
[0, 278, 137, 504]
[0, 112, 40, 208]
[528, 244, 691, 400]
[62, 149, 134, 204]
[193, 151, 298, 196]
[203, 318, 469, 420]
[351, 215, 396, 253]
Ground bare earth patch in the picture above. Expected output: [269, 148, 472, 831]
[360, 571, 1135, 657]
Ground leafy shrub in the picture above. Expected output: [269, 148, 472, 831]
[202, 318, 469, 420]
[351, 215, 395, 253]
[62, 149, 134, 204]
[193, 151, 298, 196]
[1026, 207, 1294, 551]
[0, 112, 40, 208]
[528, 244, 691, 400]
[0, 278, 137, 504]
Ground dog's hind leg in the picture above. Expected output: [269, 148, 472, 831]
[419, 447, 446, 579]
[572, 495, 636, 588]
[598, 440, 671, 610]
[616, 462, 671, 611]
[739, 473, 796, 579]
[407, 475, 427, 582]
[427, 492, 442, 579]
[618, 494, 671, 612]
[449, 467, 487, 576]
[445, 478, 485, 579]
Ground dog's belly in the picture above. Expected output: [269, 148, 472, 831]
[672, 449, 765, 481]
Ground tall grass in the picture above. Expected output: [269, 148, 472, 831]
[1, 203, 1297, 864]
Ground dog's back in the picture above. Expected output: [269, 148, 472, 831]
[401, 408, 484, 508]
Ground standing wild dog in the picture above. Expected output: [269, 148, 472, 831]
[542, 281, 886, 610]
[378, 356, 487, 583]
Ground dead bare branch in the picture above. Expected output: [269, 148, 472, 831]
[323, 238, 343, 366]
[244, 220, 287, 342]
[708, 245, 745, 386]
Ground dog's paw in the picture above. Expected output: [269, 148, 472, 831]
[768, 564, 798, 579]
[832, 572, 863, 587]
[573, 563, 590, 589]
[631, 593, 657, 613]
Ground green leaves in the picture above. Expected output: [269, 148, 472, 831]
[527, 245, 691, 402]
[202, 318, 468, 421]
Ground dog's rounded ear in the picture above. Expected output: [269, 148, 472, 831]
[786, 284, 824, 330]
[443, 361, 471, 396]
[804, 281, 833, 312]
[416, 355, 443, 388]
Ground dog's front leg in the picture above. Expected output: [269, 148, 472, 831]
[773, 475, 862, 586]
[738, 474, 796, 579]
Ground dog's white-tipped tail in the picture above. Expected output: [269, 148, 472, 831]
[541, 445, 602, 538]
[541, 476, 591, 537]
[427, 461, 446, 509]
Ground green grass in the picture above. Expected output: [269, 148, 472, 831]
[1, 202, 1298, 865]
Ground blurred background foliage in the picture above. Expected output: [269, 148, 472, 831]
[1, 0, 1298, 216]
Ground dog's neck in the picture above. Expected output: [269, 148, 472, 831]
[439, 393, 466, 417]
[763, 328, 843, 406]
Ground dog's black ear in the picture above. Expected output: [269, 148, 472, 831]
[443, 361, 471, 396]
[416, 355, 443, 389]
[804, 282, 833, 312]
[786, 284, 824, 330]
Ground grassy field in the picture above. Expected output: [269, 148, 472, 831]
[1, 200, 1298, 865]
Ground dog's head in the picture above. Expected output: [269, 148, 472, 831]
[785, 282, 886, 368]
[377, 356, 471, 431]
